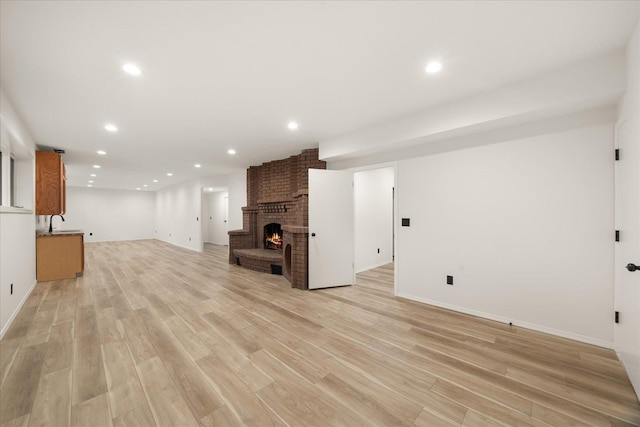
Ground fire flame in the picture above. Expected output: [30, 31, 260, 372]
[266, 232, 282, 246]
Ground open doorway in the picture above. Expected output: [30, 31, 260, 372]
[353, 166, 395, 294]
[202, 188, 229, 246]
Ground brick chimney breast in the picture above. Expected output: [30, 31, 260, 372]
[228, 148, 326, 289]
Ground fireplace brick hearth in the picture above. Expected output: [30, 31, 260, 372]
[228, 148, 326, 289]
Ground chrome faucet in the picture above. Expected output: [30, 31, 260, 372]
[49, 214, 65, 233]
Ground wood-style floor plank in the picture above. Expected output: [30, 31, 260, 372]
[0, 240, 638, 426]
[0, 342, 47, 423]
[27, 368, 72, 427]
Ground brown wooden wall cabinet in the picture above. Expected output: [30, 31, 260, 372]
[36, 233, 84, 282]
[36, 151, 66, 215]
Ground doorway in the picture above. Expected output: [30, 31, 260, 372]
[202, 189, 229, 246]
[353, 166, 396, 294]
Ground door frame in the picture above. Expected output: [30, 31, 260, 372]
[342, 161, 399, 296]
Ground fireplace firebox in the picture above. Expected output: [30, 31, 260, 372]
[264, 223, 282, 250]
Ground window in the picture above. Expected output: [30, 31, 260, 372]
[10, 156, 15, 207]
[0, 124, 33, 212]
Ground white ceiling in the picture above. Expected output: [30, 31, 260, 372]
[1, 1, 638, 191]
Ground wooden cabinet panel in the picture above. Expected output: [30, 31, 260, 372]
[36, 151, 66, 215]
[36, 234, 84, 282]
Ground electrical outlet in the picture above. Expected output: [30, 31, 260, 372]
[446, 275, 453, 285]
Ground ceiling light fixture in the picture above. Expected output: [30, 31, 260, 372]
[97, 150, 107, 155]
[122, 63, 142, 76]
[166, 173, 173, 176]
[143, 184, 148, 187]
[90, 174, 97, 177]
[93, 165, 101, 169]
[87, 184, 92, 187]
[104, 123, 118, 132]
[287, 121, 299, 130]
[136, 187, 141, 190]
[88, 180, 94, 183]
[194, 164, 201, 168]
[425, 60, 443, 74]
[153, 179, 158, 183]
[227, 149, 236, 155]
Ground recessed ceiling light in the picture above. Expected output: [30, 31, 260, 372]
[122, 63, 142, 76]
[194, 164, 201, 168]
[88, 180, 94, 183]
[153, 179, 158, 183]
[93, 165, 101, 169]
[287, 121, 299, 130]
[97, 150, 107, 155]
[87, 184, 92, 187]
[90, 174, 97, 177]
[136, 187, 141, 190]
[143, 184, 148, 187]
[166, 172, 173, 176]
[425, 60, 443, 74]
[104, 123, 118, 132]
[227, 149, 236, 155]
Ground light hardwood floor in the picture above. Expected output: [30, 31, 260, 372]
[1, 240, 639, 426]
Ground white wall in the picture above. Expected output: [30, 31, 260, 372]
[156, 178, 203, 252]
[63, 187, 155, 242]
[0, 90, 37, 338]
[227, 170, 246, 231]
[354, 167, 394, 272]
[396, 123, 615, 347]
[204, 191, 228, 245]
[154, 173, 240, 252]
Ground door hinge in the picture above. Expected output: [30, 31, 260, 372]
[615, 230, 620, 242]
[615, 311, 620, 323]
[615, 148, 620, 161]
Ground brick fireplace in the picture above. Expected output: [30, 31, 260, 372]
[228, 148, 326, 289]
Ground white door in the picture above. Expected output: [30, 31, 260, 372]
[614, 115, 640, 398]
[309, 169, 354, 289]
[223, 196, 229, 234]
[203, 192, 211, 244]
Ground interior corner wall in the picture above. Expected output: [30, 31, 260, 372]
[204, 191, 229, 245]
[63, 187, 155, 242]
[354, 167, 394, 272]
[396, 123, 615, 347]
[155, 179, 204, 252]
[227, 170, 247, 232]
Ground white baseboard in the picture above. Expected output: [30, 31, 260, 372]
[155, 238, 203, 253]
[396, 292, 613, 349]
[356, 260, 393, 274]
[0, 279, 38, 340]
